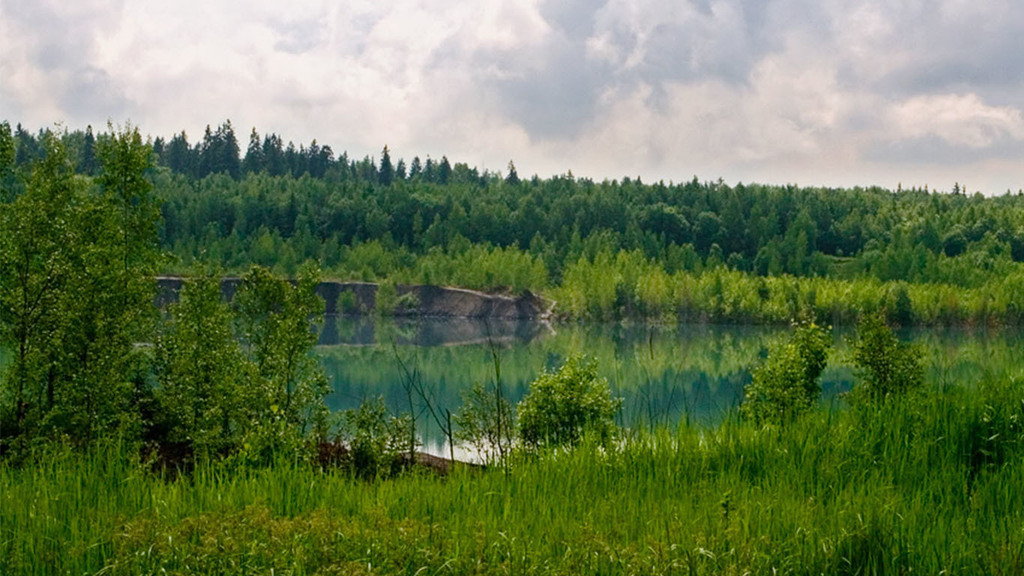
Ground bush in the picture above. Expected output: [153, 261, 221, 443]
[338, 396, 412, 478]
[517, 356, 620, 449]
[454, 381, 515, 464]
[850, 311, 924, 402]
[741, 322, 832, 425]
[154, 270, 250, 461]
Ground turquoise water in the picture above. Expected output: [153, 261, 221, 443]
[2, 318, 1018, 453]
[318, 317, 1024, 448]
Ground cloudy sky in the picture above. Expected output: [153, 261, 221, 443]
[2, 0, 1022, 193]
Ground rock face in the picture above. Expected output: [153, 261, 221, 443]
[391, 284, 548, 319]
[155, 277, 552, 320]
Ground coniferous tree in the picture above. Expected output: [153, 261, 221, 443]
[310, 142, 333, 178]
[243, 128, 263, 174]
[198, 125, 215, 177]
[164, 131, 194, 176]
[306, 140, 332, 178]
[422, 156, 436, 183]
[505, 160, 520, 185]
[198, 121, 240, 178]
[284, 141, 306, 177]
[76, 125, 98, 176]
[409, 156, 422, 180]
[438, 155, 452, 185]
[14, 124, 41, 167]
[379, 145, 394, 187]
[152, 136, 165, 161]
[218, 121, 241, 178]
[262, 133, 285, 176]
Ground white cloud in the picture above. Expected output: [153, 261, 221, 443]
[889, 93, 1024, 148]
[1, 0, 1021, 193]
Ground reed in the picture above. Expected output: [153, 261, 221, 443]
[3, 376, 1021, 575]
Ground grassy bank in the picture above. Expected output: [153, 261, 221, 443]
[3, 377, 1022, 575]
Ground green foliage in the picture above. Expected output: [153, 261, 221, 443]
[234, 264, 330, 458]
[338, 396, 412, 478]
[0, 132, 80, 450]
[850, 311, 925, 402]
[517, 355, 621, 449]
[335, 289, 361, 314]
[95, 122, 162, 289]
[120, 119, 1023, 317]
[741, 322, 832, 425]
[0, 126, 160, 454]
[154, 270, 250, 459]
[411, 244, 548, 294]
[0, 121, 16, 198]
[3, 377, 1022, 575]
[454, 381, 515, 464]
[374, 278, 400, 316]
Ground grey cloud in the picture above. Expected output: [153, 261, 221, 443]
[490, 43, 610, 139]
[59, 66, 131, 120]
[538, 0, 602, 43]
[3, 0, 129, 122]
[272, 20, 326, 55]
[831, 2, 1024, 102]
[475, 0, 829, 141]
[866, 135, 1024, 167]
[475, 0, 786, 141]
[6, 0, 122, 63]
[877, 46, 1024, 104]
[452, 2, 611, 140]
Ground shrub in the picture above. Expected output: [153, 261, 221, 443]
[517, 356, 620, 449]
[338, 396, 412, 478]
[741, 322, 832, 425]
[454, 381, 515, 464]
[850, 311, 924, 402]
[154, 270, 250, 461]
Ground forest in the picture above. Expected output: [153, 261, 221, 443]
[5, 120, 1024, 325]
[1, 120, 1022, 574]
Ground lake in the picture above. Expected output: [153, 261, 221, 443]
[318, 316, 1024, 454]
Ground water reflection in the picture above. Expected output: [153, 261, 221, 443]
[318, 317, 1024, 450]
[318, 315, 550, 347]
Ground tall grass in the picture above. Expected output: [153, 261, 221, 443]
[3, 377, 1022, 575]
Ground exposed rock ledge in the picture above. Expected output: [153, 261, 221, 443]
[155, 277, 553, 320]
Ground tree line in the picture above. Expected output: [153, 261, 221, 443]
[5, 120, 1024, 326]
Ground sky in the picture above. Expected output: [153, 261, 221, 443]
[2, 0, 1022, 194]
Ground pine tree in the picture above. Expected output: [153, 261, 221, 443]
[409, 156, 422, 180]
[77, 125, 98, 176]
[218, 121, 241, 178]
[243, 128, 263, 174]
[164, 131, 194, 176]
[505, 160, 520, 185]
[379, 145, 394, 186]
[262, 133, 285, 176]
[438, 155, 452, 185]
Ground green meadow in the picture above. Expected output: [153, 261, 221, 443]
[3, 373, 1022, 575]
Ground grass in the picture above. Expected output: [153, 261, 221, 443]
[2, 377, 1022, 575]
